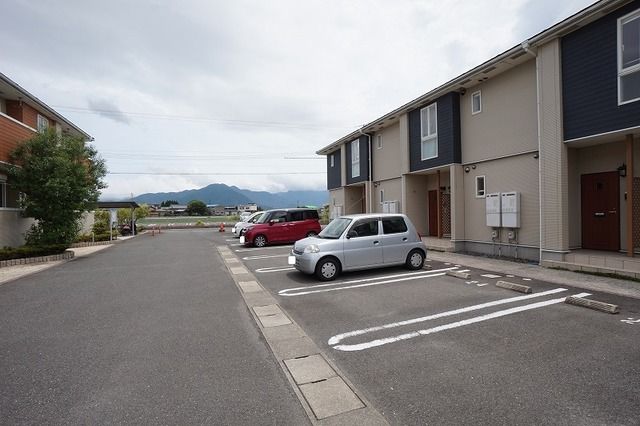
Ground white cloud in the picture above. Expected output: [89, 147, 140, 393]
[0, 0, 596, 199]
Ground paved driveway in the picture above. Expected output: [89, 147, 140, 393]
[0, 230, 309, 425]
[224, 235, 640, 425]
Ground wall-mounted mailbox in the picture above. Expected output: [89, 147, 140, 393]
[486, 193, 501, 227]
[501, 192, 520, 228]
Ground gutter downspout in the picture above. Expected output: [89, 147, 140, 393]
[359, 129, 372, 213]
[522, 40, 542, 262]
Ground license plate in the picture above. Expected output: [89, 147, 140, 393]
[240, 236, 245, 244]
[231, 227, 236, 233]
[287, 255, 296, 265]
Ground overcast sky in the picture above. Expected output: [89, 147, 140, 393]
[1, 0, 595, 199]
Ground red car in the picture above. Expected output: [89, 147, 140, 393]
[242, 208, 321, 247]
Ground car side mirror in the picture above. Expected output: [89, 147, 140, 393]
[346, 230, 357, 239]
[269, 219, 276, 225]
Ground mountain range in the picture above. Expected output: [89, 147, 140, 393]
[130, 183, 328, 209]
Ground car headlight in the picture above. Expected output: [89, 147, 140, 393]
[245, 225, 253, 232]
[304, 244, 320, 254]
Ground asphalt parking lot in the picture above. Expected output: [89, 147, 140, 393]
[220, 233, 640, 425]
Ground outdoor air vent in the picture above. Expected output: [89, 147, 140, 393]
[388, 116, 395, 120]
[482, 66, 496, 74]
[459, 78, 472, 85]
[509, 51, 527, 60]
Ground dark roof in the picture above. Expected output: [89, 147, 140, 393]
[97, 201, 140, 209]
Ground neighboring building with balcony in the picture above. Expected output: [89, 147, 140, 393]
[0, 72, 91, 247]
[318, 0, 640, 276]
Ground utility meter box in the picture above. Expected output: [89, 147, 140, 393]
[486, 193, 501, 227]
[501, 192, 520, 228]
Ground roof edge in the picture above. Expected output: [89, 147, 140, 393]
[317, 0, 630, 155]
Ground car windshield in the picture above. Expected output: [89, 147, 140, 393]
[256, 211, 274, 223]
[319, 217, 352, 239]
[248, 212, 263, 223]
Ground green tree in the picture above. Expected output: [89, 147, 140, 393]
[160, 200, 178, 207]
[92, 209, 110, 235]
[186, 199, 208, 216]
[117, 203, 150, 224]
[9, 130, 107, 245]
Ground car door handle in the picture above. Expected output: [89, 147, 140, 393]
[373, 241, 379, 245]
[402, 237, 408, 241]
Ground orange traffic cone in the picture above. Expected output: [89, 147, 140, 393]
[219, 222, 225, 232]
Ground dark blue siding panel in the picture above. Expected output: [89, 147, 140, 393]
[562, 0, 640, 140]
[326, 149, 341, 190]
[345, 135, 370, 185]
[409, 92, 461, 172]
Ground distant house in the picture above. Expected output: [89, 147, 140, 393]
[0, 71, 92, 247]
[207, 204, 225, 216]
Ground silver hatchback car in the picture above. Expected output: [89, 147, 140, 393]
[288, 213, 427, 281]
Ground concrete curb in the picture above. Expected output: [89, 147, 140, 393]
[216, 245, 388, 425]
[0, 250, 74, 268]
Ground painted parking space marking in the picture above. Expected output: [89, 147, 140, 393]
[477, 283, 489, 287]
[243, 254, 289, 261]
[621, 317, 640, 325]
[481, 274, 502, 279]
[278, 267, 459, 297]
[235, 245, 294, 253]
[507, 275, 515, 278]
[523, 278, 532, 281]
[330, 290, 590, 351]
[256, 266, 296, 273]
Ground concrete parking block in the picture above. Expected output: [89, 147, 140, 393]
[238, 280, 262, 293]
[284, 354, 336, 385]
[229, 266, 249, 275]
[299, 376, 364, 420]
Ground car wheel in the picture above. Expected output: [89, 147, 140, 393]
[306, 231, 317, 238]
[254, 234, 267, 248]
[315, 257, 340, 281]
[406, 249, 425, 270]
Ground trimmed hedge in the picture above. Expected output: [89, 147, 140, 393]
[75, 233, 112, 243]
[0, 244, 69, 261]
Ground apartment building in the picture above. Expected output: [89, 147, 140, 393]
[319, 0, 640, 276]
[0, 72, 91, 247]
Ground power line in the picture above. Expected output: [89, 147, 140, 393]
[107, 171, 325, 176]
[53, 105, 357, 131]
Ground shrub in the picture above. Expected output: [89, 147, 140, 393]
[195, 220, 205, 227]
[74, 233, 112, 243]
[0, 244, 69, 261]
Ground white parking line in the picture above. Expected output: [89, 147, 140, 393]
[481, 274, 502, 279]
[243, 254, 289, 261]
[330, 291, 590, 351]
[256, 266, 296, 273]
[235, 245, 294, 253]
[278, 267, 459, 297]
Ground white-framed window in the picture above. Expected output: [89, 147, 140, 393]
[420, 103, 437, 160]
[330, 154, 335, 168]
[377, 134, 382, 149]
[351, 139, 360, 178]
[471, 91, 482, 114]
[618, 9, 640, 104]
[36, 114, 49, 133]
[475, 175, 486, 198]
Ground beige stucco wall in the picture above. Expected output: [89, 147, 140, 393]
[567, 141, 640, 249]
[373, 178, 402, 213]
[372, 123, 401, 182]
[463, 153, 540, 246]
[404, 171, 450, 235]
[329, 188, 345, 218]
[461, 59, 538, 164]
[538, 39, 569, 258]
[0, 209, 34, 247]
[79, 211, 95, 234]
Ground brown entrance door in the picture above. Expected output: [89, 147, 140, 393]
[581, 171, 620, 251]
[428, 190, 438, 237]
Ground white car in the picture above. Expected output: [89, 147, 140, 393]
[232, 211, 264, 238]
[289, 213, 426, 281]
